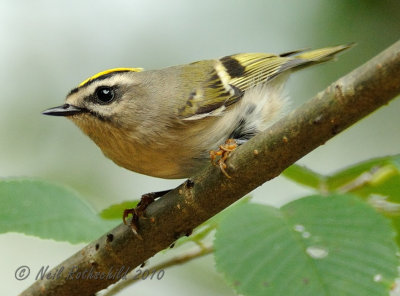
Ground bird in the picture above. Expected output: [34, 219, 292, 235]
[43, 44, 352, 180]
[43, 44, 352, 233]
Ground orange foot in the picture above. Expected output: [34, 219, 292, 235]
[209, 138, 238, 178]
[123, 190, 171, 239]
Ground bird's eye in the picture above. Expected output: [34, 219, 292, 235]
[95, 86, 115, 104]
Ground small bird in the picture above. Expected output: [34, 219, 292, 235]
[43, 44, 352, 181]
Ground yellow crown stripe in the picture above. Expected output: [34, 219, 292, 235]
[78, 67, 143, 87]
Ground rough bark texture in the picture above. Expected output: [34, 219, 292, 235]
[20, 40, 400, 296]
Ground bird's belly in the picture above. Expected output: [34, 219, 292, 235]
[102, 141, 208, 179]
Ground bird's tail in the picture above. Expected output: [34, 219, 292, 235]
[291, 43, 355, 65]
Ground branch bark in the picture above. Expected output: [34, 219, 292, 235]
[20, 40, 400, 296]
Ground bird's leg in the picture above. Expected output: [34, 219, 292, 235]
[123, 189, 171, 238]
[209, 138, 238, 178]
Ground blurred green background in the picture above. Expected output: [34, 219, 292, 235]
[1, 1, 399, 295]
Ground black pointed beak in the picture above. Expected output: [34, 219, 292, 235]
[42, 104, 85, 116]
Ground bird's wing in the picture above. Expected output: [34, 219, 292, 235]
[178, 44, 352, 120]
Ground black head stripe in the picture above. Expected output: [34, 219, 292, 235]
[79, 71, 132, 88]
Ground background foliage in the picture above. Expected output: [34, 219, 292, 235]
[1, 0, 399, 295]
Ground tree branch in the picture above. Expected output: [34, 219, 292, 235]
[20, 40, 400, 296]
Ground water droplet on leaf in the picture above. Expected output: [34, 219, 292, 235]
[306, 246, 328, 259]
[294, 224, 305, 232]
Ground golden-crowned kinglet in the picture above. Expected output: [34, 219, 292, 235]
[43, 45, 351, 179]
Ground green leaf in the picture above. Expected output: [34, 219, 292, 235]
[214, 194, 398, 296]
[323, 155, 400, 247]
[0, 178, 118, 243]
[99, 200, 139, 220]
[326, 155, 400, 200]
[282, 164, 325, 189]
[174, 196, 252, 248]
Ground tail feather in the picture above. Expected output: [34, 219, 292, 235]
[275, 43, 355, 76]
[293, 43, 355, 63]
